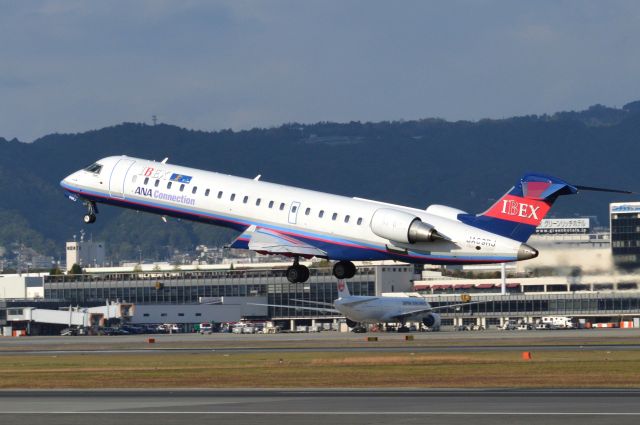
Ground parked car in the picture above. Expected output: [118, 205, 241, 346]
[517, 323, 534, 330]
[535, 323, 553, 330]
[501, 322, 517, 330]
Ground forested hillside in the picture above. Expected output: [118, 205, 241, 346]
[1, 101, 639, 261]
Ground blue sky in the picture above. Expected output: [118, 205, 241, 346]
[1, 1, 639, 141]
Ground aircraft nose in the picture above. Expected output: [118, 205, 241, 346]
[517, 243, 538, 261]
[60, 174, 71, 187]
[60, 171, 78, 188]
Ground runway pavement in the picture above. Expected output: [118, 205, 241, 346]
[1, 328, 640, 355]
[1, 389, 639, 425]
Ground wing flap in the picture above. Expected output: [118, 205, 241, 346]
[234, 227, 326, 257]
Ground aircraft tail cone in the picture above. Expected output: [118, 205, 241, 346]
[517, 244, 538, 261]
[431, 230, 447, 241]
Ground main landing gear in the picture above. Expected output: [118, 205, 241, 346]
[286, 259, 356, 283]
[332, 260, 356, 279]
[83, 201, 98, 224]
[286, 257, 310, 283]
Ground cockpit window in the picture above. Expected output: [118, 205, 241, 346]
[84, 163, 103, 174]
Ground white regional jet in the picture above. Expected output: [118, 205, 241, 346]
[61, 156, 630, 283]
[254, 280, 464, 330]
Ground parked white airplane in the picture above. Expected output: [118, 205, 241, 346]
[61, 156, 630, 283]
[252, 280, 472, 330]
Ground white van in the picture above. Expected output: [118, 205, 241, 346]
[199, 323, 213, 334]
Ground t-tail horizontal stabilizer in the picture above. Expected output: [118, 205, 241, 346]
[574, 185, 635, 195]
[459, 173, 633, 243]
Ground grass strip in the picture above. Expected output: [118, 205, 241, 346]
[0, 350, 639, 389]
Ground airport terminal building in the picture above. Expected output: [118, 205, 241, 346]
[3, 260, 640, 333]
[3, 209, 640, 334]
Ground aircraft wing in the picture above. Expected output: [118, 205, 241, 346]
[391, 301, 479, 321]
[249, 303, 339, 314]
[229, 226, 327, 257]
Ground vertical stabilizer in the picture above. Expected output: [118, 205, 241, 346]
[458, 173, 578, 242]
[337, 280, 350, 298]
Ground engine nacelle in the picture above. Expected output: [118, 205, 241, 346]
[370, 208, 442, 244]
[422, 313, 441, 330]
[425, 204, 468, 221]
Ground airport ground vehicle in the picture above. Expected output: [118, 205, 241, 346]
[501, 321, 518, 330]
[541, 316, 574, 329]
[517, 323, 534, 330]
[198, 323, 213, 334]
[156, 323, 181, 333]
[535, 323, 553, 330]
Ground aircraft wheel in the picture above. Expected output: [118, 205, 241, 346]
[287, 265, 310, 283]
[298, 265, 310, 283]
[333, 261, 356, 279]
[83, 213, 96, 224]
[286, 266, 302, 283]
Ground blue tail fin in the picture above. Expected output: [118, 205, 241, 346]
[458, 173, 578, 242]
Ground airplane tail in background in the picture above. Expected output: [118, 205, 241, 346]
[458, 173, 630, 243]
[337, 280, 350, 298]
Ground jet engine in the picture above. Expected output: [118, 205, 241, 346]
[422, 313, 441, 330]
[370, 208, 443, 244]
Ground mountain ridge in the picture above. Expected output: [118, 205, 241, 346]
[1, 101, 639, 263]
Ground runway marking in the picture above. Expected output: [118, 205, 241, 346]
[3, 412, 640, 415]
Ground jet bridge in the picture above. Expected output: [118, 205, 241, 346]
[5, 303, 133, 329]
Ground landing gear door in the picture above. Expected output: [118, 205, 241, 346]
[109, 159, 135, 198]
[288, 201, 301, 225]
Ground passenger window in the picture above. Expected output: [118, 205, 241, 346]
[167, 182, 172, 189]
[279, 203, 285, 211]
[332, 213, 337, 221]
[292, 206, 297, 213]
[144, 177, 149, 185]
[180, 184, 185, 192]
[205, 189, 210, 196]
[319, 210, 324, 218]
[305, 208, 310, 215]
[344, 215, 350, 223]
[192, 186, 197, 194]
[230, 194, 236, 201]
[243, 196, 248, 204]
[357, 217, 363, 225]
[154, 179, 160, 187]
[218, 191, 223, 199]
[269, 201, 274, 208]
[256, 198, 261, 206]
